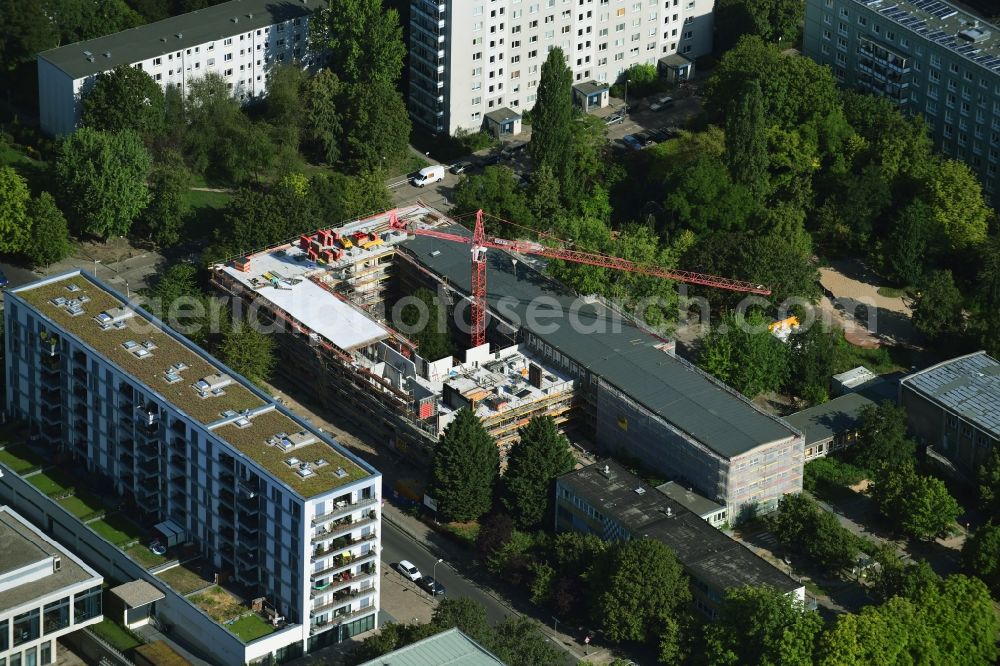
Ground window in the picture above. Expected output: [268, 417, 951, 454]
[224, 53, 232, 61]
[153, 57, 162, 66]
[1, 619, 7, 652]
[13, 609, 39, 646]
[43, 598, 70, 634]
[223, 37, 232, 45]
[74, 586, 102, 623]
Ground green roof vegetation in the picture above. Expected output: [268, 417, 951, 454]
[57, 493, 103, 521]
[0, 445, 43, 475]
[27, 469, 75, 497]
[156, 563, 213, 595]
[227, 614, 276, 643]
[90, 618, 143, 653]
[89, 512, 144, 547]
[17, 275, 266, 425]
[215, 409, 368, 498]
[124, 543, 168, 570]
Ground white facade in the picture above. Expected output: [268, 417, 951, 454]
[410, 0, 715, 135]
[4, 271, 381, 660]
[37, 0, 316, 136]
[0, 506, 104, 666]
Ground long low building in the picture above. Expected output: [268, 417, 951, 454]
[37, 0, 318, 135]
[397, 219, 804, 519]
[555, 461, 804, 617]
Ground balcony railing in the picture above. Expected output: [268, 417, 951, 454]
[312, 510, 377, 543]
[313, 531, 377, 561]
[310, 601, 377, 622]
[309, 551, 378, 585]
[311, 497, 379, 527]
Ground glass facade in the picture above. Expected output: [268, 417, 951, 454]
[1, 619, 7, 651]
[12, 609, 39, 647]
[73, 586, 102, 623]
[43, 598, 70, 634]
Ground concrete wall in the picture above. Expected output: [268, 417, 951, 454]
[37, 58, 78, 136]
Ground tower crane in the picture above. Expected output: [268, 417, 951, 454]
[389, 209, 770, 348]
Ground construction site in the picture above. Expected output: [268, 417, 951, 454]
[211, 203, 804, 519]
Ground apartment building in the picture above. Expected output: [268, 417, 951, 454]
[900, 351, 1000, 478]
[37, 0, 318, 136]
[4, 272, 382, 661]
[556, 461, 804, 617]
[410, 0, 715, 135]
[0, 505, 104, 666]
[803, 0, 1000, 200]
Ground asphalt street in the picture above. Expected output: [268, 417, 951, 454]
[379, 519, 512, 626]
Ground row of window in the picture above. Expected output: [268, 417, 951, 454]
[0, 587, 101, 653]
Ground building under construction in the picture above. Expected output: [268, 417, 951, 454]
[211, 204, 576, 463]
[212, 203, 804, 519]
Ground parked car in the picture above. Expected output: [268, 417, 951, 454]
[634, 131, 655, 147]
[412, 165, 445, 187]
[449, 161, 472, 175]
[0, 269, 7, 289]
[501, 142, 528, 159]
[395, 560, 423, 582]
[605, 110, 625, 125]
[622, 134, 643, 151]
[482, 152, 503, 166]
[417, 576, 446, 597]
[649, 95, 675, 111]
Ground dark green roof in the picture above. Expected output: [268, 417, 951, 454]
[402, 223, 798, 459]
[38, 0, 317, 80]
[784, 392, 875, 447]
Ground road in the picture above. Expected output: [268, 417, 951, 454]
[380, 520, 512, 626]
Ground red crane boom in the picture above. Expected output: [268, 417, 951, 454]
[390, 209, 770, 348]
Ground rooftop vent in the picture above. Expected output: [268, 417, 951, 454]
[176, 32, 183, 38]
[53, 556, 61, 572]
[634, 487, 646, 495]
[314, 458, 329, 468]
[334, 466, 348, 478]
[83, 50, 92, 57]
[232, 16, 239, 22]
[66, 284, 81, 293]
[103, 51, 111, 58]
[296, 462, 315, 478]
[285, 456, 301, 467]
[959, 27, 991, 43]
[599, 464, 616, 480]
[160, 37, 167, 42]
[234, 416, 252, 428]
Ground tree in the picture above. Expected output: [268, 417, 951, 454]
[24, 192, 72, 267]
[663, 155, 757, 235]
[136, 151, 190, 248]
[527, 164, 563, 221]
[341, 80, 411, 170]
[346, 622, 438, 665]
[303, 69, 344, 164]
[183, 73, 247, 180]
[80, 65, 165, 135]
[963, 522, 1000, 594]
[397, 287, 453, 361]
[912, 269, 964, 342]
[816, 595, 928, 665]
[55, 128, 151, 239]
[264, 64, 306, 133]
[705, 585, 823, 666]
[725, 80, 769, 197]
[590, 539, 691, 644]
[851, 402, 916, 474]
[786, 324, 838, 405]
[429, 598, 492, 645]
[311, 170, 392, 222]
[714, 0, 803, 53]
[698, 310, 788, 398]
[222, 189, 290, 252]
[870, 465, 962, 540]
[488, 616, 563, 666]
[0, 166, 30, 253]
[869, 545, 941, 602]
[475, 512, 514, 564]
[530, 48, 575, 193]
[143, 262, 211, 343]
[501, 416, 574, 529]
[220, 322, 276, 387]
[452, 166, 535, 229]
[311, 0, 406, 86]
[883, 200, 930, 286]
[977, 448, 1000, 517]
[429, 408, 499, 522]
[923, 158, 991, 253]
[771, 493, 859, 569]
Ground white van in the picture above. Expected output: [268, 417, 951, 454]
[413, 164, 445, 187]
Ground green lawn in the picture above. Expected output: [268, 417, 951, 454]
[0, 446, 44, 474]
[89, 619, 143, 652]
[157, 564, 212, 595]
[57, 492, 104, 521]
[124, 543, 168, 569]
[227, 614, 276, 643]
[89, 513, 143, 547]
[27, 469, 75, 497]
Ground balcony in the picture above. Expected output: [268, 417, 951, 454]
[311, 583, 376, 611]
[310, 604, 376, 626]
[310, 550, 378, 585]
[313, 531, 377, 561]
[311, 497, 379, 527]
[312, 510, 378, 543]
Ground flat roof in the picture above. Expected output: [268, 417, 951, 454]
[402, 222, 798, 459]
[0, 506, 101, 613]
[38, 0, 316, 80]
[484, 107, 521, 123]
[659, 53, 693, 66]
[784, 392, 876, 446]
[111, 580, 165, 608]
[901, 351, 1000, 438]
[357, 627, 507, 666]
[847, 0, 1000, 75]
[573, 80, 608, 95]
[11, 272, 374, 499]
[559, 461, 799, 592]
[656, 481, 725, 517]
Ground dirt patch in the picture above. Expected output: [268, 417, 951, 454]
[188, 586, 245, 623]
[817, 258, 918, 349]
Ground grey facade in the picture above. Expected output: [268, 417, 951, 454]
[804, 0, 1000, 201]
[899, 351, 1000, 477]
[398, 222, 804, 520]
[4, 272, 382, 662]
[555, 461, 804, 617]
[410, 0, 716, 135]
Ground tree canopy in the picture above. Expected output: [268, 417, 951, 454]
[311, 0, 406, 86]
[81, 64, 165, 135]
[501, 416, 575, 529]
[430, 408, 499, 522]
